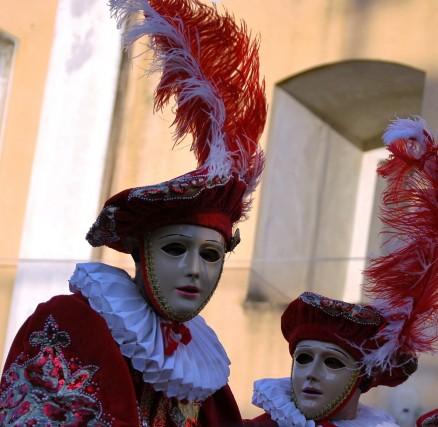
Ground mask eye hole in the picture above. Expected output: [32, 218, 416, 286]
[295, 353, 313, 365]
[200, 248, 222, 262]
[324, 357, 345, 369]
[161, 243, 186, 256]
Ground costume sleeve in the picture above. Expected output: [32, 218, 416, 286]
[0, 294, 140, 426]
[198, 384, 243, 427]
[243, 413, 278, 426]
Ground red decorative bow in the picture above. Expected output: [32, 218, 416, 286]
[161, 321, 192, 356]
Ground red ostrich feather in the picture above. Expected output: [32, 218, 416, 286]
[110, 0, 267, 195]
[364, 118, 438, 364]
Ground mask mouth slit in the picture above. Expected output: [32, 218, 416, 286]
[302, 388, 322, 395]
[176, 286, 200, 294]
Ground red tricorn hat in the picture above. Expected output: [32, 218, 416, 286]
[86, 0, 267, 252]
[86, 170, 247, 253]
[281, 292, 417, 392]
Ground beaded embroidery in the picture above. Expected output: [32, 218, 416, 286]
[291, 366, 360, 421]
[87, 205, 120, 247]
[88, 175, 232, 250]
[301, 292, 381, 325]
[128, 174, 230, 203]
[0, 316, 111, 426]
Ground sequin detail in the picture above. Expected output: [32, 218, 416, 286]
[86, 205, 120, 247]
[301, 292, 381, 325]
[0, 316, 111, 426]
[129, 174, 230, 203]
[87, 174, 231, 249]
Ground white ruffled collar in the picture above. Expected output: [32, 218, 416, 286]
[252, 378, 314, 427]
[69, 262, 230, 402]
[252, 378, 399, 427]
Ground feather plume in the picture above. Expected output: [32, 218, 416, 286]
[109, 0, 266, 203]
[363, 117, 438, 371]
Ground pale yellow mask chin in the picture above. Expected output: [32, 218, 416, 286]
[143, 224, 225, 322]
[291, 339, 360, 420]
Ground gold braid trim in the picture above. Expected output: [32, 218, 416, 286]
[143, 234, 224, 322]
[291, 366, 360, 421]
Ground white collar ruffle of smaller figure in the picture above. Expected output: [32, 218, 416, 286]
[252, 378, 400, 427]
[69, 262, 230, 402]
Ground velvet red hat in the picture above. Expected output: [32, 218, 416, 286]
[281, 292, 417, 392]
[86, 0, 266, 253]
[86, 170, 247, 253]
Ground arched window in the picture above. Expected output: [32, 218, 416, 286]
[248, 60, 425, 304]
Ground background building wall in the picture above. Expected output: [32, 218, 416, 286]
[249, 88, 364, 303]
[0, 0, 58, 360]
[4, 0, 122, 351]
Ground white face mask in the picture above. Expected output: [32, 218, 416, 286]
[142, 224, 225, 321]
[291, 340, 360, 420]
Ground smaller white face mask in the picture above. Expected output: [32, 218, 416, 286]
[143, 224, 225, 321]
[291, 340, 360, 420]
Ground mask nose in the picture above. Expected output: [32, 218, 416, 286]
[306, 358, 322, 382]
[186, 248, 200, 279]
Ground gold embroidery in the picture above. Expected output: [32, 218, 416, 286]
[138, 383, 201, 427]
[291, 367, 360, 421]
[143, 235, 224, 322]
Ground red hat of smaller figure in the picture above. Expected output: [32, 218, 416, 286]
[86, 0, 266, 253]
[281, 292, 417, 392]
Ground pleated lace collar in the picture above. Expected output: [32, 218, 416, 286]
[69, 262, 230, 402]
[252, 377, 399, 427]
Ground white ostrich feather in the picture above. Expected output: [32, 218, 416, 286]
[383, 117, 429, 146]
[109, 0, 233, 179]
[360, 298, 414, 376]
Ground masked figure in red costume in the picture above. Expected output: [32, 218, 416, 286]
[246, 117, 438, 427]
[0, 1, 266, 425]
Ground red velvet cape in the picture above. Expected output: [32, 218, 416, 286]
[0, 294, 243, 426]
[244, 412, 278, 426]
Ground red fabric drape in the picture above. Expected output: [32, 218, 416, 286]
[0, 294, 243, 427]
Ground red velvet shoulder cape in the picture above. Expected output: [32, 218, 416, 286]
[0, 294, 243, 426]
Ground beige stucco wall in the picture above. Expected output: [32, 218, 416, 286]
[0, 0, 58, 359]
[3, 0, 122, 358]
[223, 0, 438, 266]
[249, 88, 363, 303]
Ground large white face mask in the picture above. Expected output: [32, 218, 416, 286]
[291, 340, 360, 420]
[142, 224, 225, 321]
